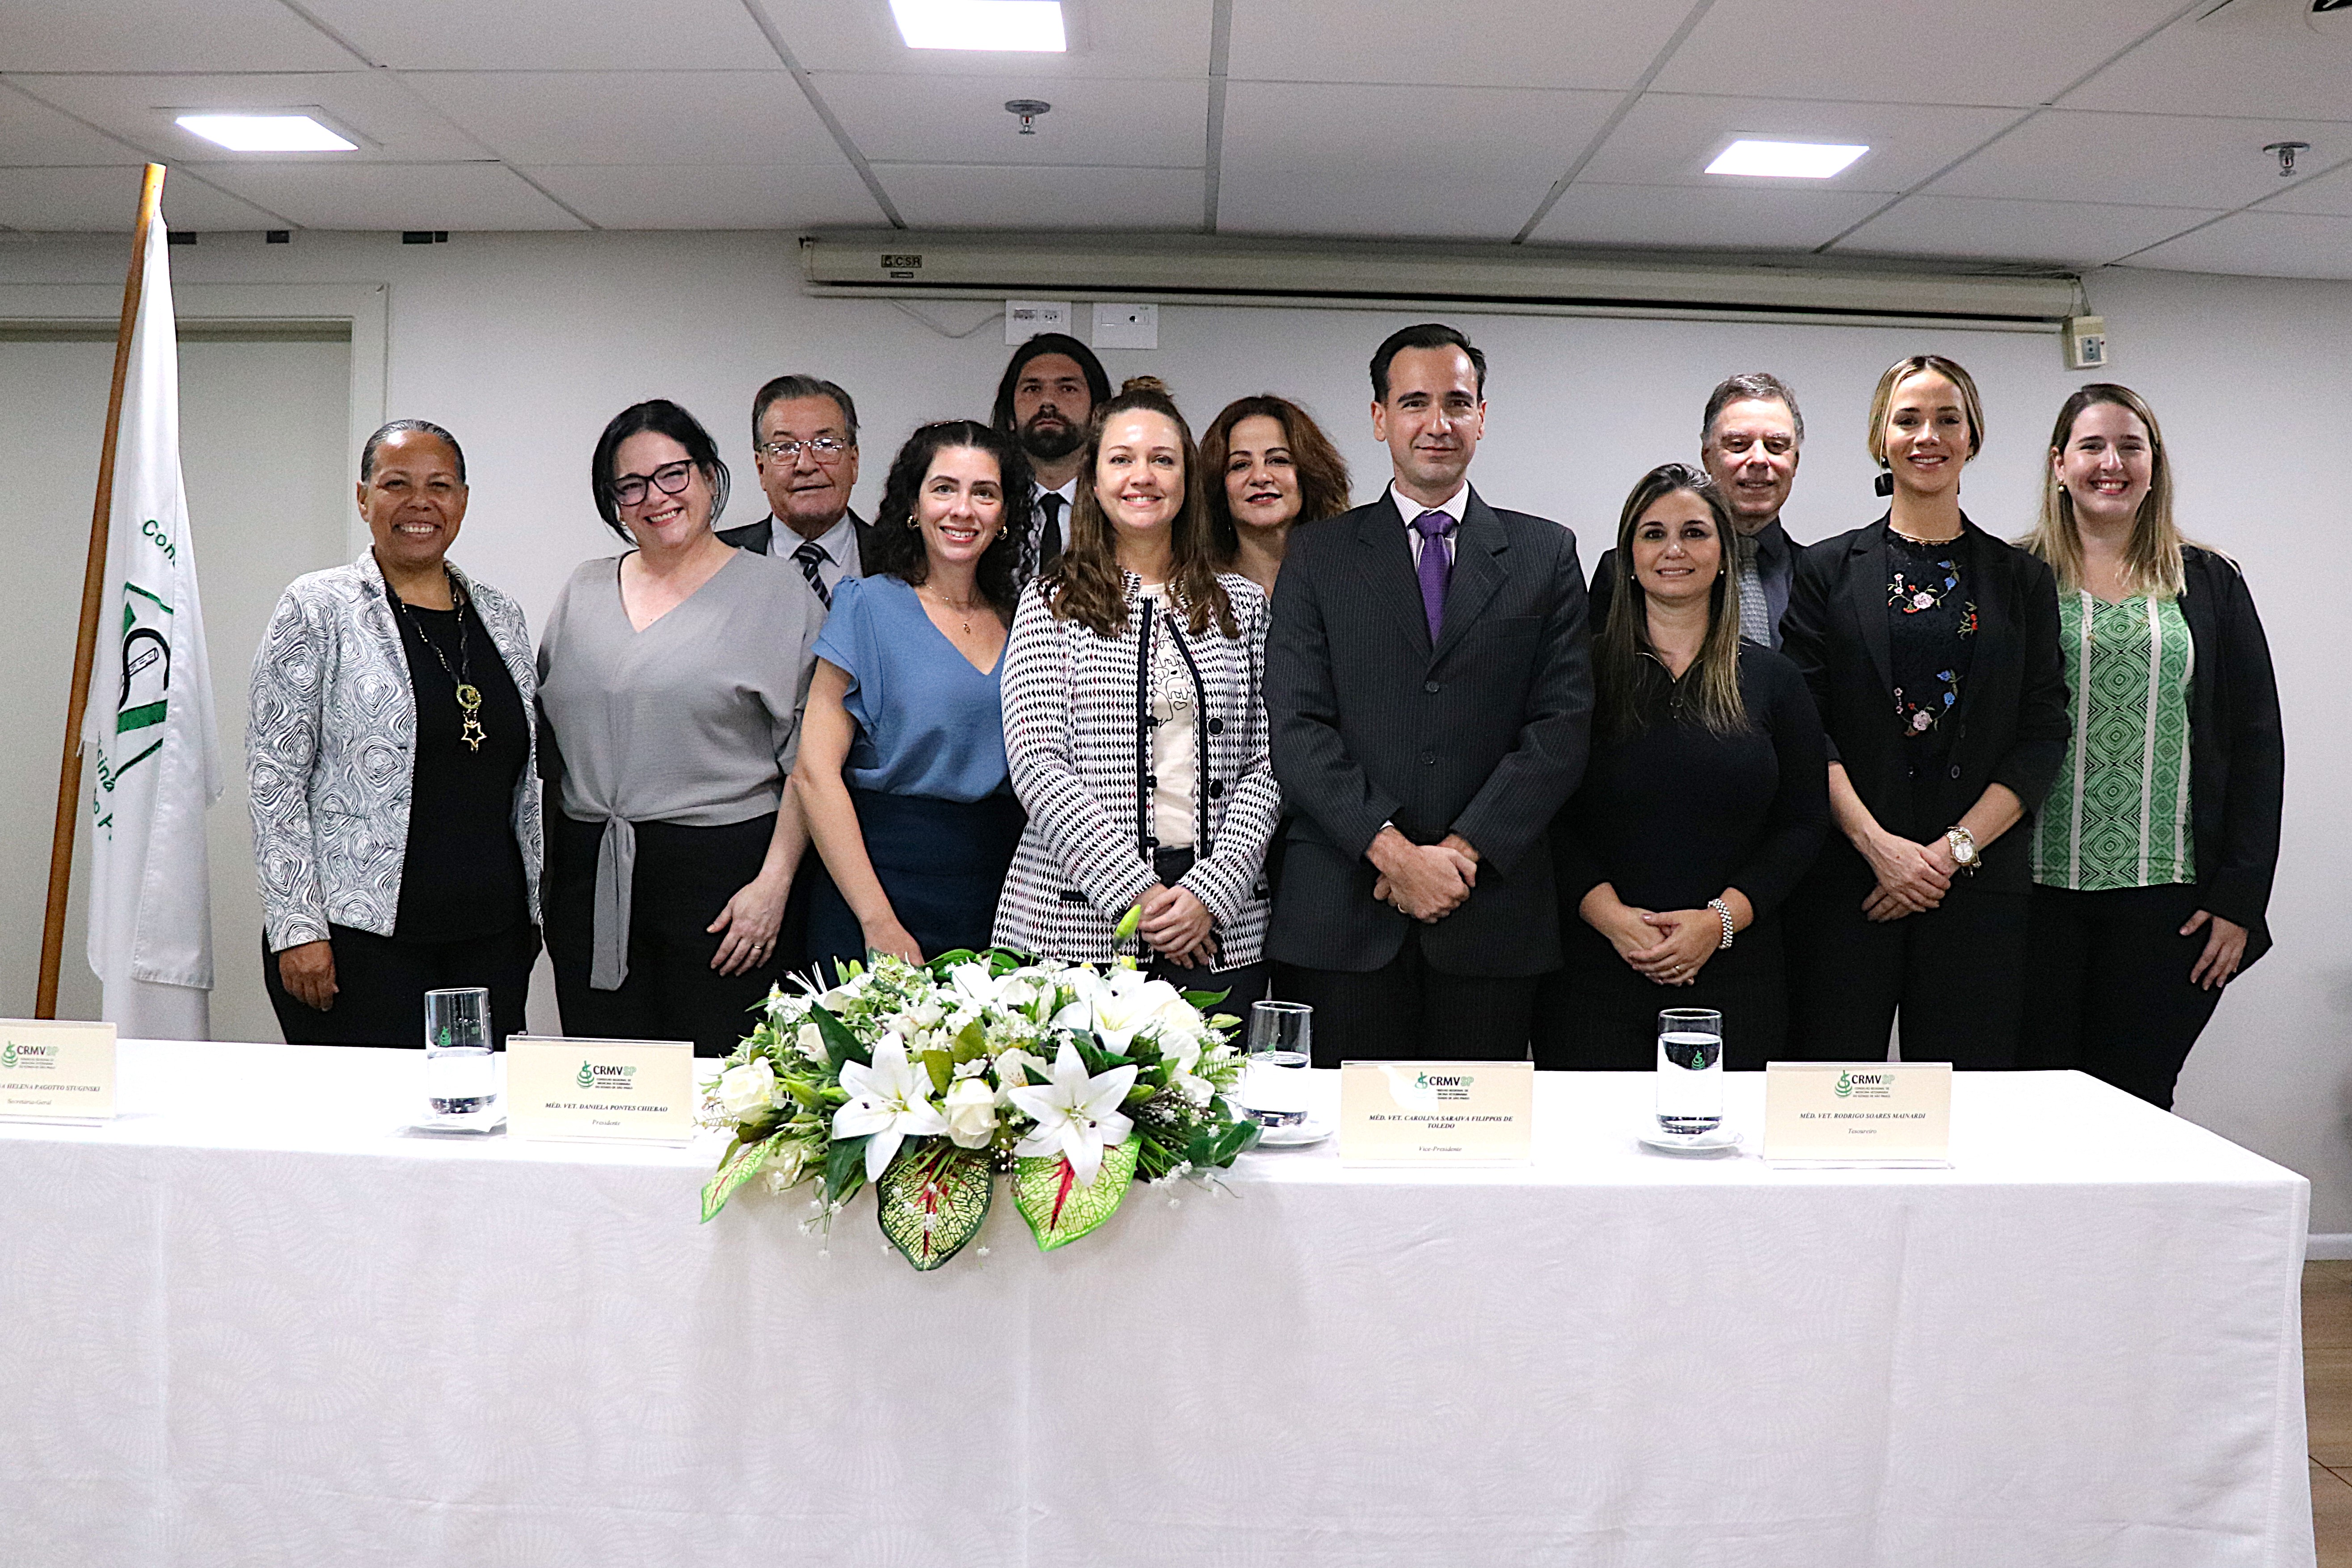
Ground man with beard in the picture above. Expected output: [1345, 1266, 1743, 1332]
[990, 332, 1110, 586]
[720, 374, 874, 612]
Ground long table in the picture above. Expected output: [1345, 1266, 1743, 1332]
[0, 1042, 2314, 1567]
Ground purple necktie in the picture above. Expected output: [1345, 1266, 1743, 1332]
[1412, 510, 1453, 641]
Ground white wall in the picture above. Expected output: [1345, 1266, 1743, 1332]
[0, 231, 2342, 1223]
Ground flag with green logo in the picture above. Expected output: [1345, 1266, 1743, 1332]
[81, 213, 221, 1040]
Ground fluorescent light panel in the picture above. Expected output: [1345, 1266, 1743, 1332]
[890, 0, 1066, 51]
[1706, 139, 1868, 179]
[176, 114, 356, 152]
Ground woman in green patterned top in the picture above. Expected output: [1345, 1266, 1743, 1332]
[2018, 385, 2283, 1109]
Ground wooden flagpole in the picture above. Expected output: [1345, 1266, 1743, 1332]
[36, 162, 166, 1019]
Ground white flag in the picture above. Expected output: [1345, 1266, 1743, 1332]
[81, 212, 222, 1041]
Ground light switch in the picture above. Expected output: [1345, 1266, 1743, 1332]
[1092, 301, 1159, 350]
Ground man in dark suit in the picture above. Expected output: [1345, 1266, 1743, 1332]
[1265, 323, 1594, 1062]
[991, 333, 1109, 587]
[718, 374, 874, 611]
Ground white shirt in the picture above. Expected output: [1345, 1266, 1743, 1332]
[1389, 480, 1466, 568]
[767, 511, 861, 595]
[1033, 477, 1079, 531]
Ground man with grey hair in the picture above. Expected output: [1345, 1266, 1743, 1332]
[1591, 371, 1804, 649]
[719, 373, 874, 611]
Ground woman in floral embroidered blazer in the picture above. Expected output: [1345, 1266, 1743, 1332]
[992, 378, 1281, 999]
[247, 421, 542, 1048]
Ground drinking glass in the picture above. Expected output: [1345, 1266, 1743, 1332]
[1655, 1007, 1724, 1136]
[1240, 1001, 1313, 1127]
[424, 987, 494, 1116]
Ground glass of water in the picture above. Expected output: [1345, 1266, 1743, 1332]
[423, 987, 494, 1117]
[1655, 1007, 1724, 1136]
[1241, 1001, 1313, 1127]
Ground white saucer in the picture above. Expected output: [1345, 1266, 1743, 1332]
[403, 1104, 506, 1135]
[1638, 1125, 1741, 1155]
[1249, 1116, 1334, 1149]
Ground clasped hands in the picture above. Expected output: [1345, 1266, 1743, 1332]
[1580, 885, 1727, 986]
[1859, 830, 1959, 922]
[1369, 827, 1479, 923]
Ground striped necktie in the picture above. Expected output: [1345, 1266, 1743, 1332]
[792, 539, 832, 609]
[1734, 531, 1770, 645]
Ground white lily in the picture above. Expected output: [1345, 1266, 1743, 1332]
[1054, 967, 1192, 1053]
[1157, 1034, 1214, 1106]
[995, 1045, 1051, 1094]
[1007, 1041, 1138, 1184]
[834, 1037, 948, 1183]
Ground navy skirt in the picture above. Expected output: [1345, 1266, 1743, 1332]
[808, 788, 1026, 981]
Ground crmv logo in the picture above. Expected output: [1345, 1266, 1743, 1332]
[577, 1062, 636, 1087]
[1835, 1071, 1890, 1098]
[2, 1043, 53, 1067]
[1416, 1073, 1474, 1088]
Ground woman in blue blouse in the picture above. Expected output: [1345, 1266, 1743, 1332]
[793, 421, 1034, 976]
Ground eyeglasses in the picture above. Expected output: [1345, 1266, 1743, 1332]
[607, 460, 696, 508]
[756, 437, 852, 463]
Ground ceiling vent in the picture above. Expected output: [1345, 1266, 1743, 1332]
[2197, 0, 2352, 33]
[799, 232, 2081, 331]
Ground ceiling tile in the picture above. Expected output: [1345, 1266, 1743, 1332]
[1216, 80, 1619, 240]
[1580, 94, 2022, 194]
[1929, 110, 2347, 210]
[822, 72, 1203, 169]
[757, 0, 1214, 77]
[0, 0, 356, 72]
[1831, 194, 2217, 266]
[0, 83, 142, 164]
[1226, 0, 1689, 90]
[21, 73, 494, 163]
[0, 165, 282, 229]
[194, 161, 587, 230]
[522, 163, 884, 228]
[295, 0, 779, 71]
[2123, 210, 2352, 279]
[877, 163, 1201, 229]
[2255, 159, 2352, 219]
[1651, 0, 2192, 106]
[401, 72, 840, 166]
[2061, 4, 2352, 122]
[1528, 182, 1887, 252]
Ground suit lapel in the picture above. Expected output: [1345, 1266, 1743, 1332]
[1848, 521, 1893, 696]
[1430, 489, 1508, 667]
[1356, 497, 1433, 658]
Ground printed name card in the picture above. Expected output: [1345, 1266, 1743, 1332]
[505, 1036, 695, 1144]
[1763, 1062, 1952, 1166]
[0, 1020, 116, 1122]
[1339, 1060, 1533, 1165]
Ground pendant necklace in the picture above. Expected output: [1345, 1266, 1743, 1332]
[923, 585, 982, 636]
[392, 569, 486, 752]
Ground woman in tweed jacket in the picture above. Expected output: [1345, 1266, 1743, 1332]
[994, 379, 1281, 1000]
[247, 420, 542, 1047]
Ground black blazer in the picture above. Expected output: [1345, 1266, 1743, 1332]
[1780, 514, 2068, 894]
[715, 509, 877, 566]
[2174, 545, 2284, 968]
[1265, 487, 1594, 976]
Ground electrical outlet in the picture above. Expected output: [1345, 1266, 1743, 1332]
[1004, 299, 1071, 344]
[2063, 314, 2108, 371]
[1092, 302, 1158, 350]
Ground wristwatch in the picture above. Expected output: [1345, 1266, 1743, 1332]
[1945, 826, 1980, 874]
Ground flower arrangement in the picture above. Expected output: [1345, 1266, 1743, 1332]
[700, 950, 1262, 1269]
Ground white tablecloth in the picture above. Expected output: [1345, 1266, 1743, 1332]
[0, 1042, 2314, 1568]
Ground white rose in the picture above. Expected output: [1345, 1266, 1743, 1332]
[943, 1077, 999, 1149]
[716, 1058, 781, 1120]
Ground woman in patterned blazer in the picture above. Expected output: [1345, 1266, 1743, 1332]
[248, 420, 542, 1047]
[993, 378, 1282, 1002]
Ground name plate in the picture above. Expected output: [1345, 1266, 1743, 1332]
[506, 1036, 695, 1144]
[1339, 1059, 1532, 1165]
[1763, 1062, 1951, 1165]
[0, 1020, 116, 1122]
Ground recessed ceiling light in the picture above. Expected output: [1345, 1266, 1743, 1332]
[176, 114, 356, 153]
[1706, 139, 1869, 179]
[890, 0, 1066, 51]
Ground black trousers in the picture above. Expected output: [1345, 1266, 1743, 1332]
[1273, 928, 1537, 1068]
[1532, 915, 1789, 1073]
[2018, 881, 2225, 1110]
[546, 812, 789, 1056]
[1782, 858, 2028, 1071]
[263, 921, 538, 1048]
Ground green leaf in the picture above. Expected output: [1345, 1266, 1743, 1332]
[1180, 987, 1231, 1010]
[810, 1004, 870, 1071]
[825, 1134, 872, 1205]
[916, 1048, 955, 1098]
[1113, 902, 1142, 942]
[700, 1131, 782, 1223]
[1013, 1136, 1140, 1252]
[924, 948, 982, 976]
[951, 1019, 990, 1061]
[1184, 1116, 1261, 1170]
[876, 1143, 995, 1270]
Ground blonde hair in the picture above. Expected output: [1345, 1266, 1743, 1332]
[2025, 383, 2187, 599]
[1866, 354, 1985, 472]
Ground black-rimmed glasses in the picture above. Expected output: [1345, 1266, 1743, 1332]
[607, 459, 695, 508]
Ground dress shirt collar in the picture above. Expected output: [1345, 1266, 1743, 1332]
[1035, 476, 1079, 505]
[771, 510, 859, 571]
[1389, 479, 1468, 533]
[1741, 513, 1791, 569]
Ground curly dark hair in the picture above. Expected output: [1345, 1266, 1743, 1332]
[862, 420, 1031, 619]
[1198, 393, 1353, 561]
